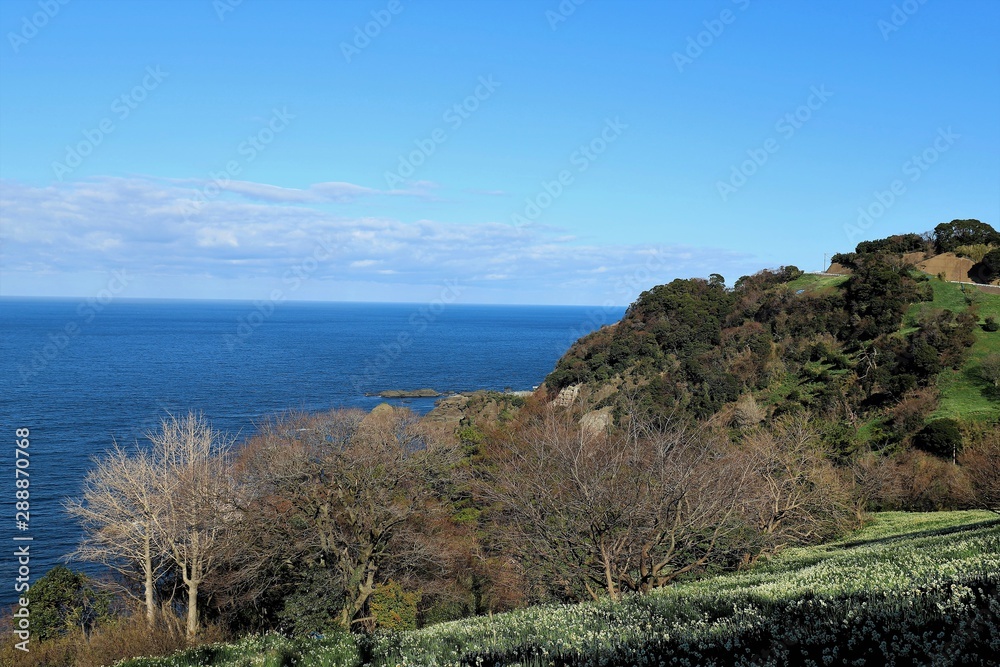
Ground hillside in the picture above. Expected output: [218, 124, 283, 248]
[785, 272, 1000, 423]
[541, 221, 1000, 458]
[913, 279, 1000, 420]
[118, 511, 1000, 666]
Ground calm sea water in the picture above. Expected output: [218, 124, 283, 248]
[0, 297, 623, 607]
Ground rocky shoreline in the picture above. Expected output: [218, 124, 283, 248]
[374, 388, 442, 398]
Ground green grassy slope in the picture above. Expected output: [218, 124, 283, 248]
[909, 279, 1000, 420]
[784, 272, 849, 293]
[792, 272, 1000, 423]
[121, 511, 1000, 667]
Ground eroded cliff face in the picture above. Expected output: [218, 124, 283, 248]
[420, 386, 620, 438]
[421, 390, 532, 431]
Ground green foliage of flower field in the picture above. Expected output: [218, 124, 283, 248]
[118, 631, 361, 667]
[118, 511, 1000, 667]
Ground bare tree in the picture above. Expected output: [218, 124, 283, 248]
[228, 406, 460, 631]
[484, 404, 749, 602]
[960, 429, 1000, 513]
[735, 416, 855, 562]
[848, 449, 897, 520]
[65, 442, 166, 626]
[148, 412, 235, 639]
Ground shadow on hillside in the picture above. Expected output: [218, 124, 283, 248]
[833, 517, 1000, 551]
[961, 364, 1000, 402]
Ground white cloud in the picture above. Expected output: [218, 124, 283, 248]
[196, 227, 240, 248]
[0, 176, 760, 304]
[220, 180, 380, 203]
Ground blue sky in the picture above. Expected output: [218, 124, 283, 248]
[1, 0, 998, 305]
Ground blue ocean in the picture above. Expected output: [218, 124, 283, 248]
[0, 297, 623, 607]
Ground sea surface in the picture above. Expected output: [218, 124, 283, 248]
[0, 297, 623, 607]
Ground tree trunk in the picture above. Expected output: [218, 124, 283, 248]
[186, 579, 200, 639]
[144, 535, 156, 627]
[600, 541, 619, 601]
[339, 561, 377, 629]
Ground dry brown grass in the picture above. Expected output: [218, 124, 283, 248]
[0, 615, 228, 667]
[829, 252, 998, 286]
[917, 252, 976, 282]
[902, 251, 928, 265]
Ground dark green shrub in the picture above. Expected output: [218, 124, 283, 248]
[27, 565, 111, 642]
[971, 248, 1000, 284]
[984, 316, 999, 332]
[830, 252, 857, 269]
[275, 568, 346, 636]
[933, 219, 1000, 253]
[844, 256, 920, 341]
[913, 419, 963, 460]
[856, 233, 925, 256]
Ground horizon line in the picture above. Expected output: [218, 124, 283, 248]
[0, 293, 631, 310]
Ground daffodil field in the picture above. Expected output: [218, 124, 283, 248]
[119, 511, 1000, 667]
